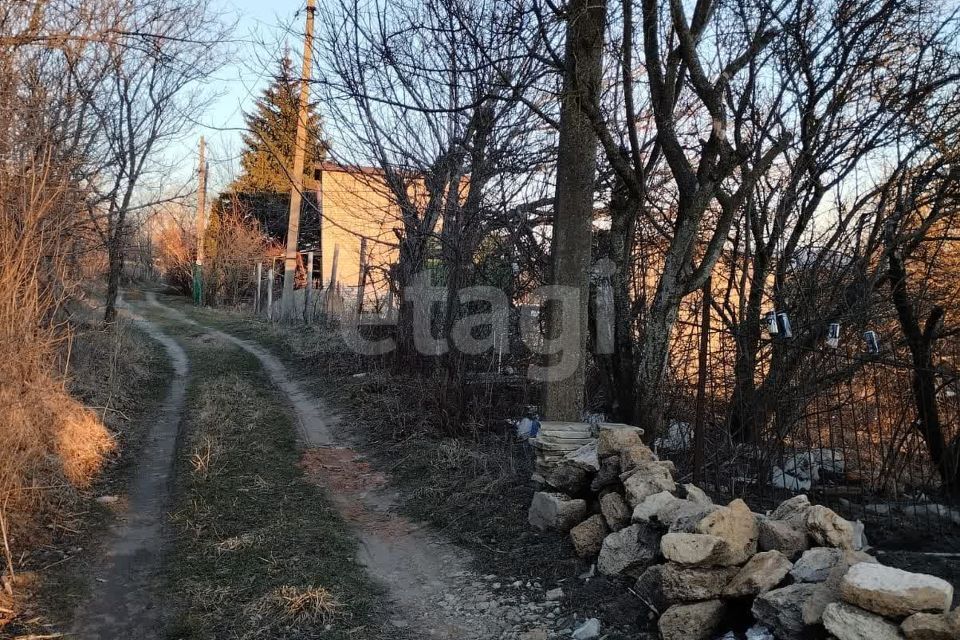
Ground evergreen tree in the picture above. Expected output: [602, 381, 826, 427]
[232, 53, 327, 192]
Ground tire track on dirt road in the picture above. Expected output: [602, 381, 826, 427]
[70, 301, 189, 639]
[145, 293, 567, 640]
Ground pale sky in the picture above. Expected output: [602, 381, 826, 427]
[172, 0, 305, 194]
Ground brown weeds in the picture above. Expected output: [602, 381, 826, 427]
[258, 585, 343, 624]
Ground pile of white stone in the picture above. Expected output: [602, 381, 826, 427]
[527, 424, 959, 640]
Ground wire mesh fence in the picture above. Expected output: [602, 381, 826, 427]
[659, 316, 960, 547]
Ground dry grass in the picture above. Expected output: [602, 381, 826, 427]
[0, 156, 122, 604]
[257, 585, 343, 624]
[162, 339, 382, 639]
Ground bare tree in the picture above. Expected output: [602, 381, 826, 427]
[79, 0, 229, 322]
[316, 0, 554, 385]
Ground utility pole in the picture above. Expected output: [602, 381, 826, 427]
[280, 0, 316, 320]
[192, 136, 207, 305]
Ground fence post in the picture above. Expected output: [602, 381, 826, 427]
[325, 244, 340, 316]
[267, 264, 275, 321]
[255, 262, 262, 314]
[355, 237, 368, 316]
[304, 251, 314, 324]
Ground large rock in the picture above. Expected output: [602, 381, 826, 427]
[723, 550, 793, 597]
[770, 494, 813, 525]
[637, 563, 740, 604]
[528, 492, 587, 532]
[822, 602, 902, 640]
[752, 583, 821, 640]
[632, 491, 683, 524]
[623, 464, 676, 507]
[570, 514, 609, 557]
[806, 505, 857, 550]
[841, 562, 954, 619]
[790, 548, 876, 583]
[665, 501, 719, 533]
[758, 517, 809, 558]
[620, 443, 657, 474]
[597, 425, 644, 457]
[791, 547, 844, 582]
[597, 523, 661, 577]
[545, 462, 590, 495]
[564, 442, 600, 472]
[590, 455, 621, 492]
[799, 552, 878, 627]
[661, 533, 726, 566]
[901, 611, 960, 640]
[695, 498, 758, 565]
[600, 491, 631, 531]
[659, 600, 727, 640]
[683, 484, 713, 505]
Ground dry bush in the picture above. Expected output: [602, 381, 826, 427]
[203, 204, 268, 307]
[153, 209, 196, 296]
[153, 199, 267, 305]
[0, 157, 115, 595]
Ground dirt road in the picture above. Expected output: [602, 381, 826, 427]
[134, 293, 569, 639]
[70, 304, 189, 638]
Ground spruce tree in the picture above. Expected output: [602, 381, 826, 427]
[232, 54, 327, 192]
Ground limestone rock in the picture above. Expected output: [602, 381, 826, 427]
[790, 548, 876, 583]
[901, 611, 960, 640]
[528, 492, 587, 532]
[770, 494, 813, 525]
[752, 583, 821, 640]
[823, 602, 902, 640]
[806, 505, 857, 550]
[564, 442, 600, 472]
[623, 465, 676, 507]
[695, 498, 758, 565]
[683, 484, 713, 505]
[638, 562, 740, 604]
[659, 600, 727, 640]
[723, 550, 793, 597]
[758, 517, 809, 558]
[664, 501, 718, 533]
[600, 491, 631, 531]
[661, 533, 726, 566]
[620, 443, 658, 473]
[590, 455, 621, 492]
[632, 491, 683, 524]
[597, 425, 643, 457]
[597, 523, 660, 577]
[791, 547, 844, 582]
[570, 514, 609, 557]
[841, 562, 954, 619]
[545, 462, 590, 495]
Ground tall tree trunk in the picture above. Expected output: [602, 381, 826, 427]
[543, 0, 606, 421]
[887, 250, 959, 495]
[104, 239, 123, 324]
[596, 183, 637, 422]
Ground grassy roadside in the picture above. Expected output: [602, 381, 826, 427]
[3, 314, 174, 637]
[145, 311, 384, 640]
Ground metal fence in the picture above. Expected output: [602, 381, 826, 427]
[658, 317, 960, 547]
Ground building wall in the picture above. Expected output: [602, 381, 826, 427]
[315, 164, 403, 309]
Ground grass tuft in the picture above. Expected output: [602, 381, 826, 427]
[258, 585, 343, 624]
